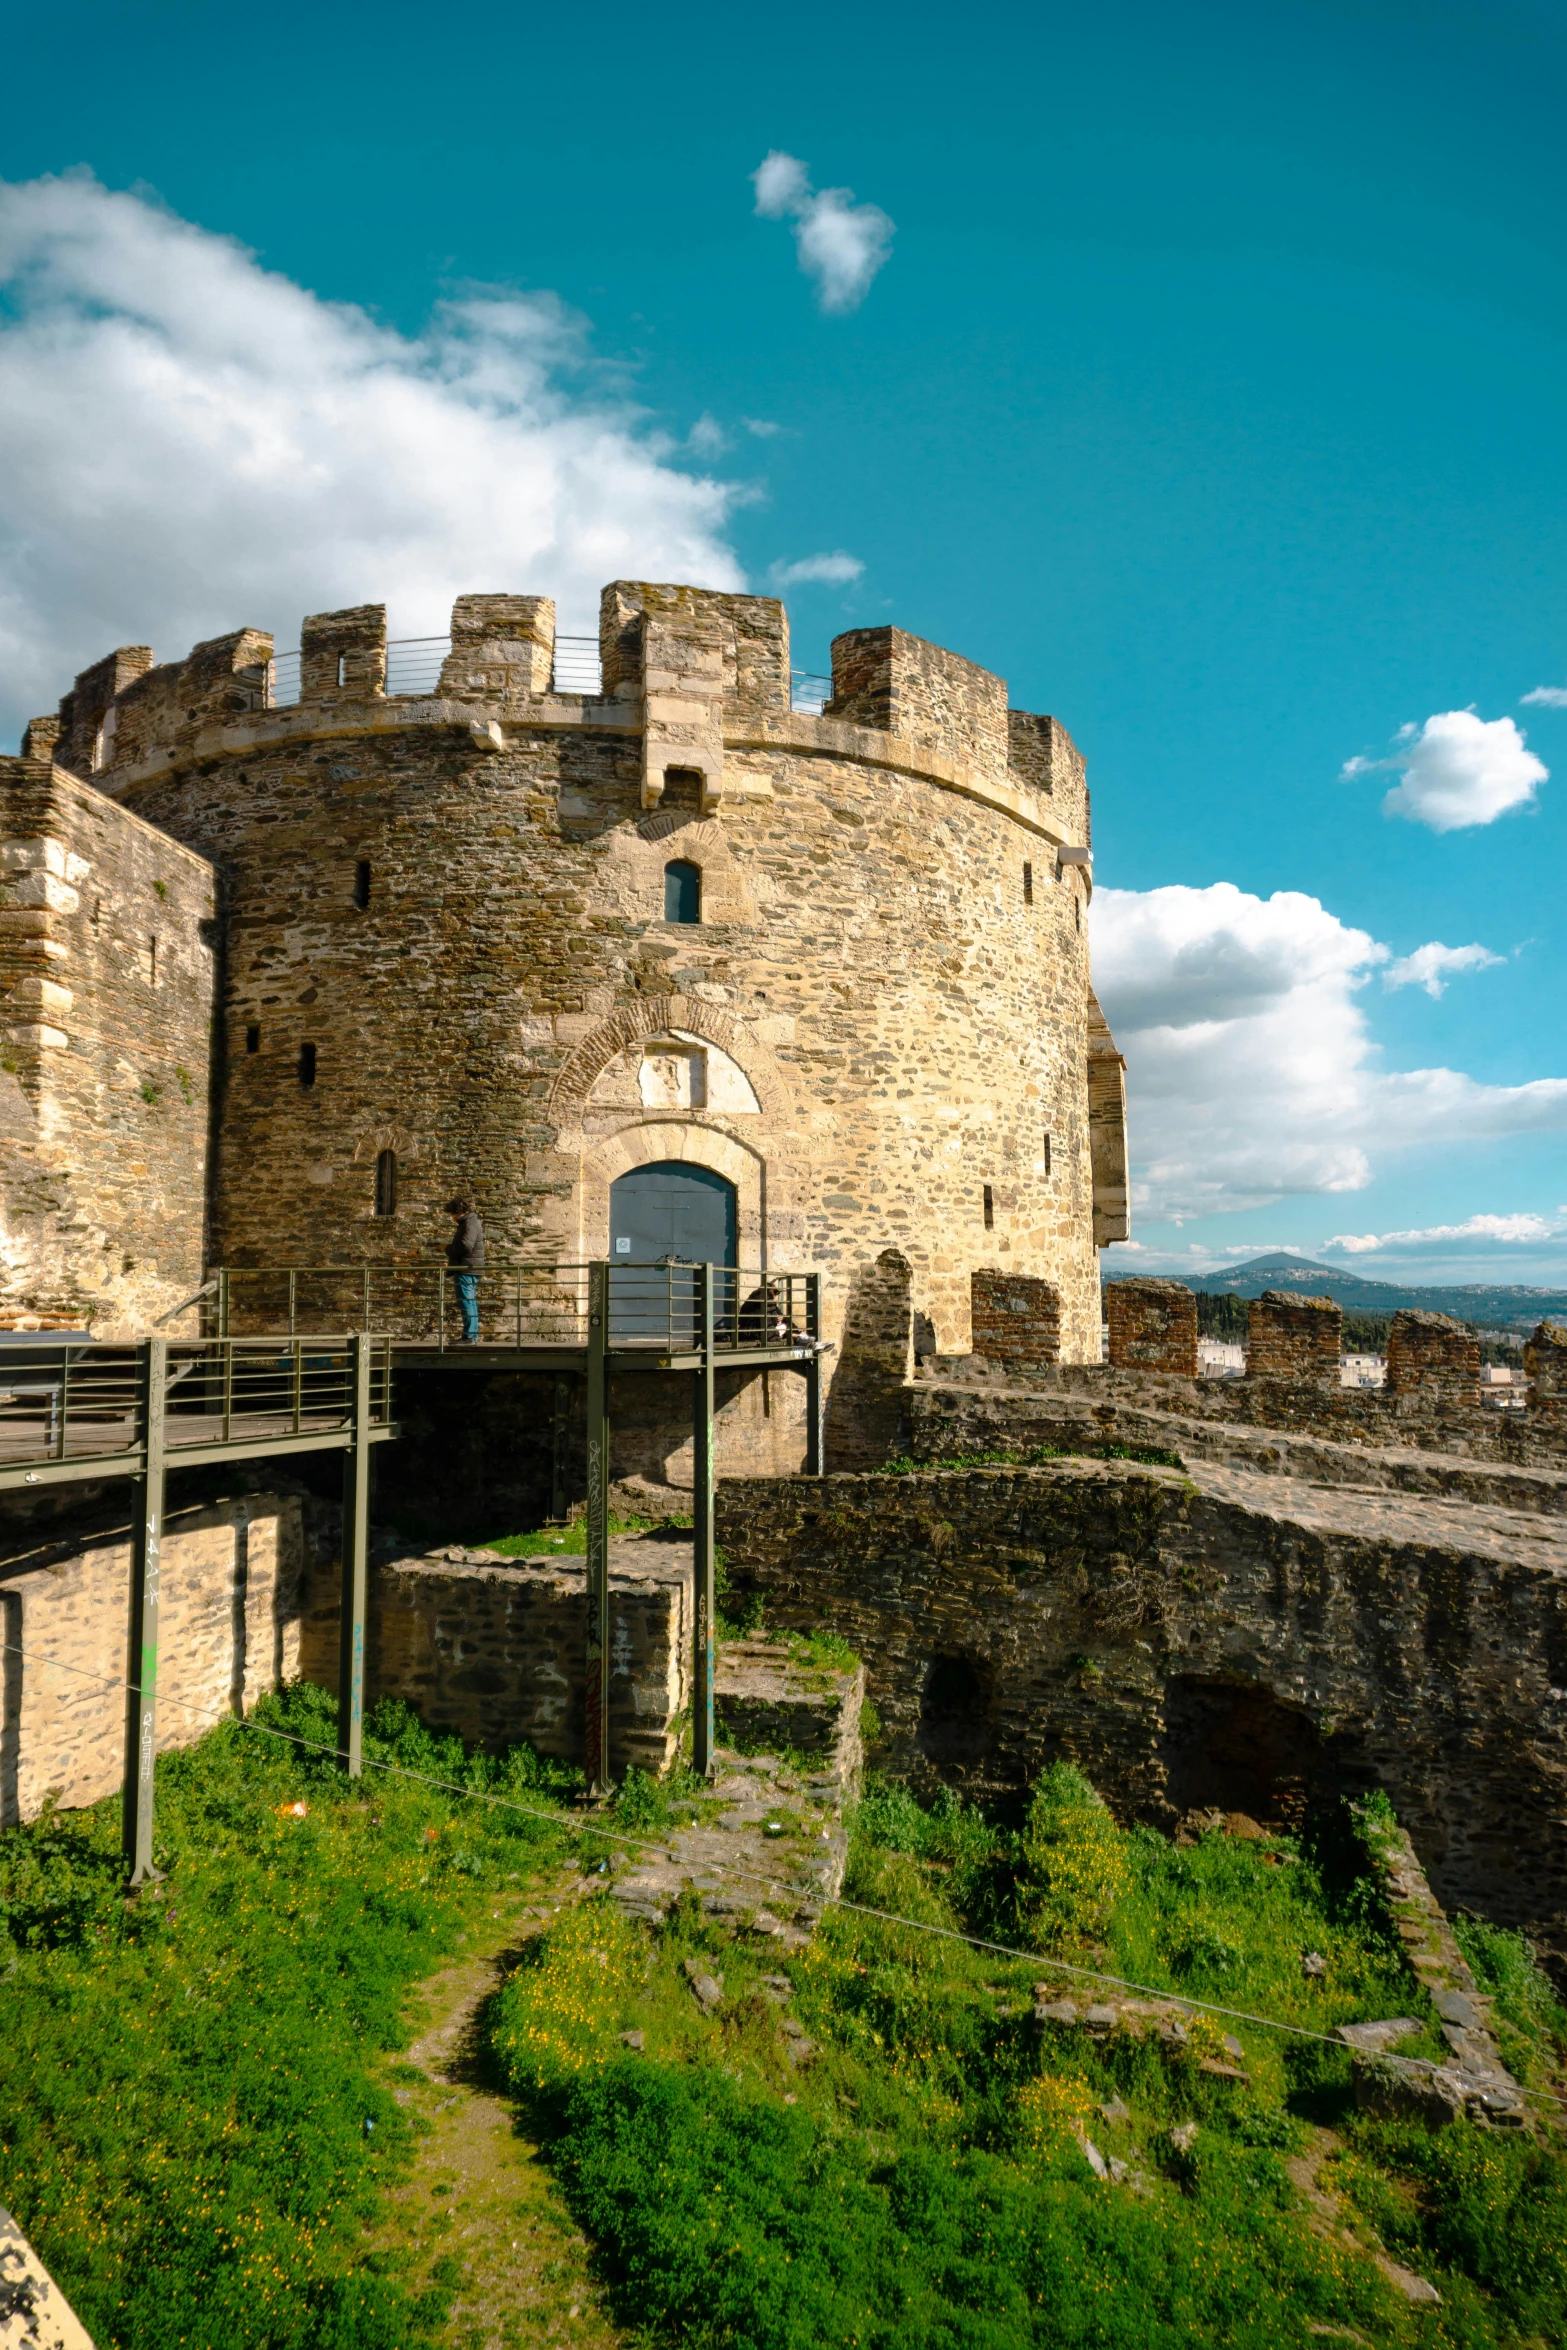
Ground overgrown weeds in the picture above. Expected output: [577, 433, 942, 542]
[485, 1767, 1567, 2347]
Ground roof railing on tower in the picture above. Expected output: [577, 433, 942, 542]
[259, 643, 833, 712]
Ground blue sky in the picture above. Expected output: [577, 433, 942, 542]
[1, 0, 1563, 1284]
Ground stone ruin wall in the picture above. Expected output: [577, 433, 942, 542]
[0, 747, 216, 1333]
[0, 1489, 690, 1823]
[20, 579, 1118, 1389]
[716, 1463, 1567, 1975]
[0, 1493, 301, 1825]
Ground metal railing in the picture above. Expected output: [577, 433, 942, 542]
[262, 641, 834, 712]
[210, 1262, 818, 1356]
[0, 1333, 394, 1474]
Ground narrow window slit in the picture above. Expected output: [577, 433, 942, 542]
[353, 860, 371, 909]
[245, 1024, 260, 1055]
[1023, 862, 1033, 906]
[374, 1149, 398, 1217]
[982, 1184, 995, 1231]
[298, 1042, 317, 1088]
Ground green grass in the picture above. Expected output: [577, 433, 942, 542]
[487, 1770, 1567, 2349]
[0, 1685, 575, 2350]
[478, 1508, 692, 1557]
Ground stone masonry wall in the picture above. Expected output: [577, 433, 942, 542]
[0, 748, 216, 1332]
[0, 1493, 302, 1824]
[49, 579, 1108, 1398]
[716, 1465, 1567, 1970]
[1526, 1322, 1567, 1424]
[1106, 1278, 1197, 1376]
[970, 1268, 1061, 1372]
[1247, 1290, 1342, 1389]
[296, 1542, 688, 1779]
[1387, 1310, 1481, 1409]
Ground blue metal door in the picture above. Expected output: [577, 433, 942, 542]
[609, 1162, 737, 1265]
[607, 1163, 736, 1344]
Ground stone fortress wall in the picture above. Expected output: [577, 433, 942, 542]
[1, 577, 1126, 1479]
[0, 737, 215, 1331]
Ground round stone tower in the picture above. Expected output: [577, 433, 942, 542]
[48, 578, 1126, 1469]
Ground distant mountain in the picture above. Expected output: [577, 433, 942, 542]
[1104, 1253, 1567, 1333]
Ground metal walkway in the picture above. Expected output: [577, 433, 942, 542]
[0, 1332, 395, 1885]
[0, 1262, 825, 1875]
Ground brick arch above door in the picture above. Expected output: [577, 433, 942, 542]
[548, 994, 791, 1129]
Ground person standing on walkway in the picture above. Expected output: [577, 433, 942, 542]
[445, 1199, 484, 1343]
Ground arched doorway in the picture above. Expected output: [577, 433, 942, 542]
[609, 1161, 737, 1266]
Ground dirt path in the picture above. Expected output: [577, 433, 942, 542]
[370, 1880, 627, 2350]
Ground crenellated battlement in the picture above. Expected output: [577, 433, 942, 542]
[25, 580, 1090, 865]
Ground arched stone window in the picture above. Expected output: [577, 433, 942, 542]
[373, 1148, 398, 1218]
[664, 859, 701, 924]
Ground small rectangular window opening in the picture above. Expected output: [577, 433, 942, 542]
[664, 858, 702, 923]
[1023, 862, 1033, 906]
[145, 936, 157, 987]
[245, 1024, 260, 1055]
[1075, 893, 1081, 933]
[298, 1041, 317, 1088]
[1043, 1131, 1052, 1178]
[373, 1148, 398, 1218]
[353, 859, 371, 909]
[336, 653, 347, 687]
[982, 1184, 995, 1231]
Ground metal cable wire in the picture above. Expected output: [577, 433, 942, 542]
[4, 1632, 1556, 2093]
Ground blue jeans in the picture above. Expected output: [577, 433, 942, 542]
[454, 1272, 480, 1343]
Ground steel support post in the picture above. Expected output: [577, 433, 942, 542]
[584, 1262, 612, 1796]
[336, 1333, 372, 1776]
[122, 1336, 167, 1885]
[804, 1274, 824, 1475]
[691, 1263, 717, 1777]
[550, 1373, 572, 1524]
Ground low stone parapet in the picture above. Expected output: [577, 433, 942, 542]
[331, 1534, 690, 1778]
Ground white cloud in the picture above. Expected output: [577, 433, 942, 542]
[767, 550, 864, 588]
[742, 417, 785, 439]
[1343, 709, 1548, 831]
[0, 172, 745, 740]
[687, 411, 727, 456]
[750, 151, 894, 314]
[1382, 940, 1504, 997]
[1090, 881, 1567, 1220]
[1324, 1214, 1561, 1254]
[1521, 683, 1567, 707]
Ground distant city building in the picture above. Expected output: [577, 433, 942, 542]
[1340, 1353, 1386, 1390]
[1197, 1338, 1245, 1378]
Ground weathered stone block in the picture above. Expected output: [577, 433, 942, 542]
[1524, 1320, 1567, 1420]
[1387, 1310, 1481, 1409]
[1106, 1279, 1197, 1376]
[1246, 1290, 1341, 1389]
[971, 1268, 1060, 1371]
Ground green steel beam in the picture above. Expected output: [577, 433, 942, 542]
[336, 1334, 372, 1777]
[122, 1337, 167, 1886]
[691, 1264, 717, 1778]
[584, 1263, 612, 1797]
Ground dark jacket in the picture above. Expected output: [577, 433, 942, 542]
[447, 1213, 485, 1270]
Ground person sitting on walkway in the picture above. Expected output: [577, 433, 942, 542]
[445, 1199, 484, 1343]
